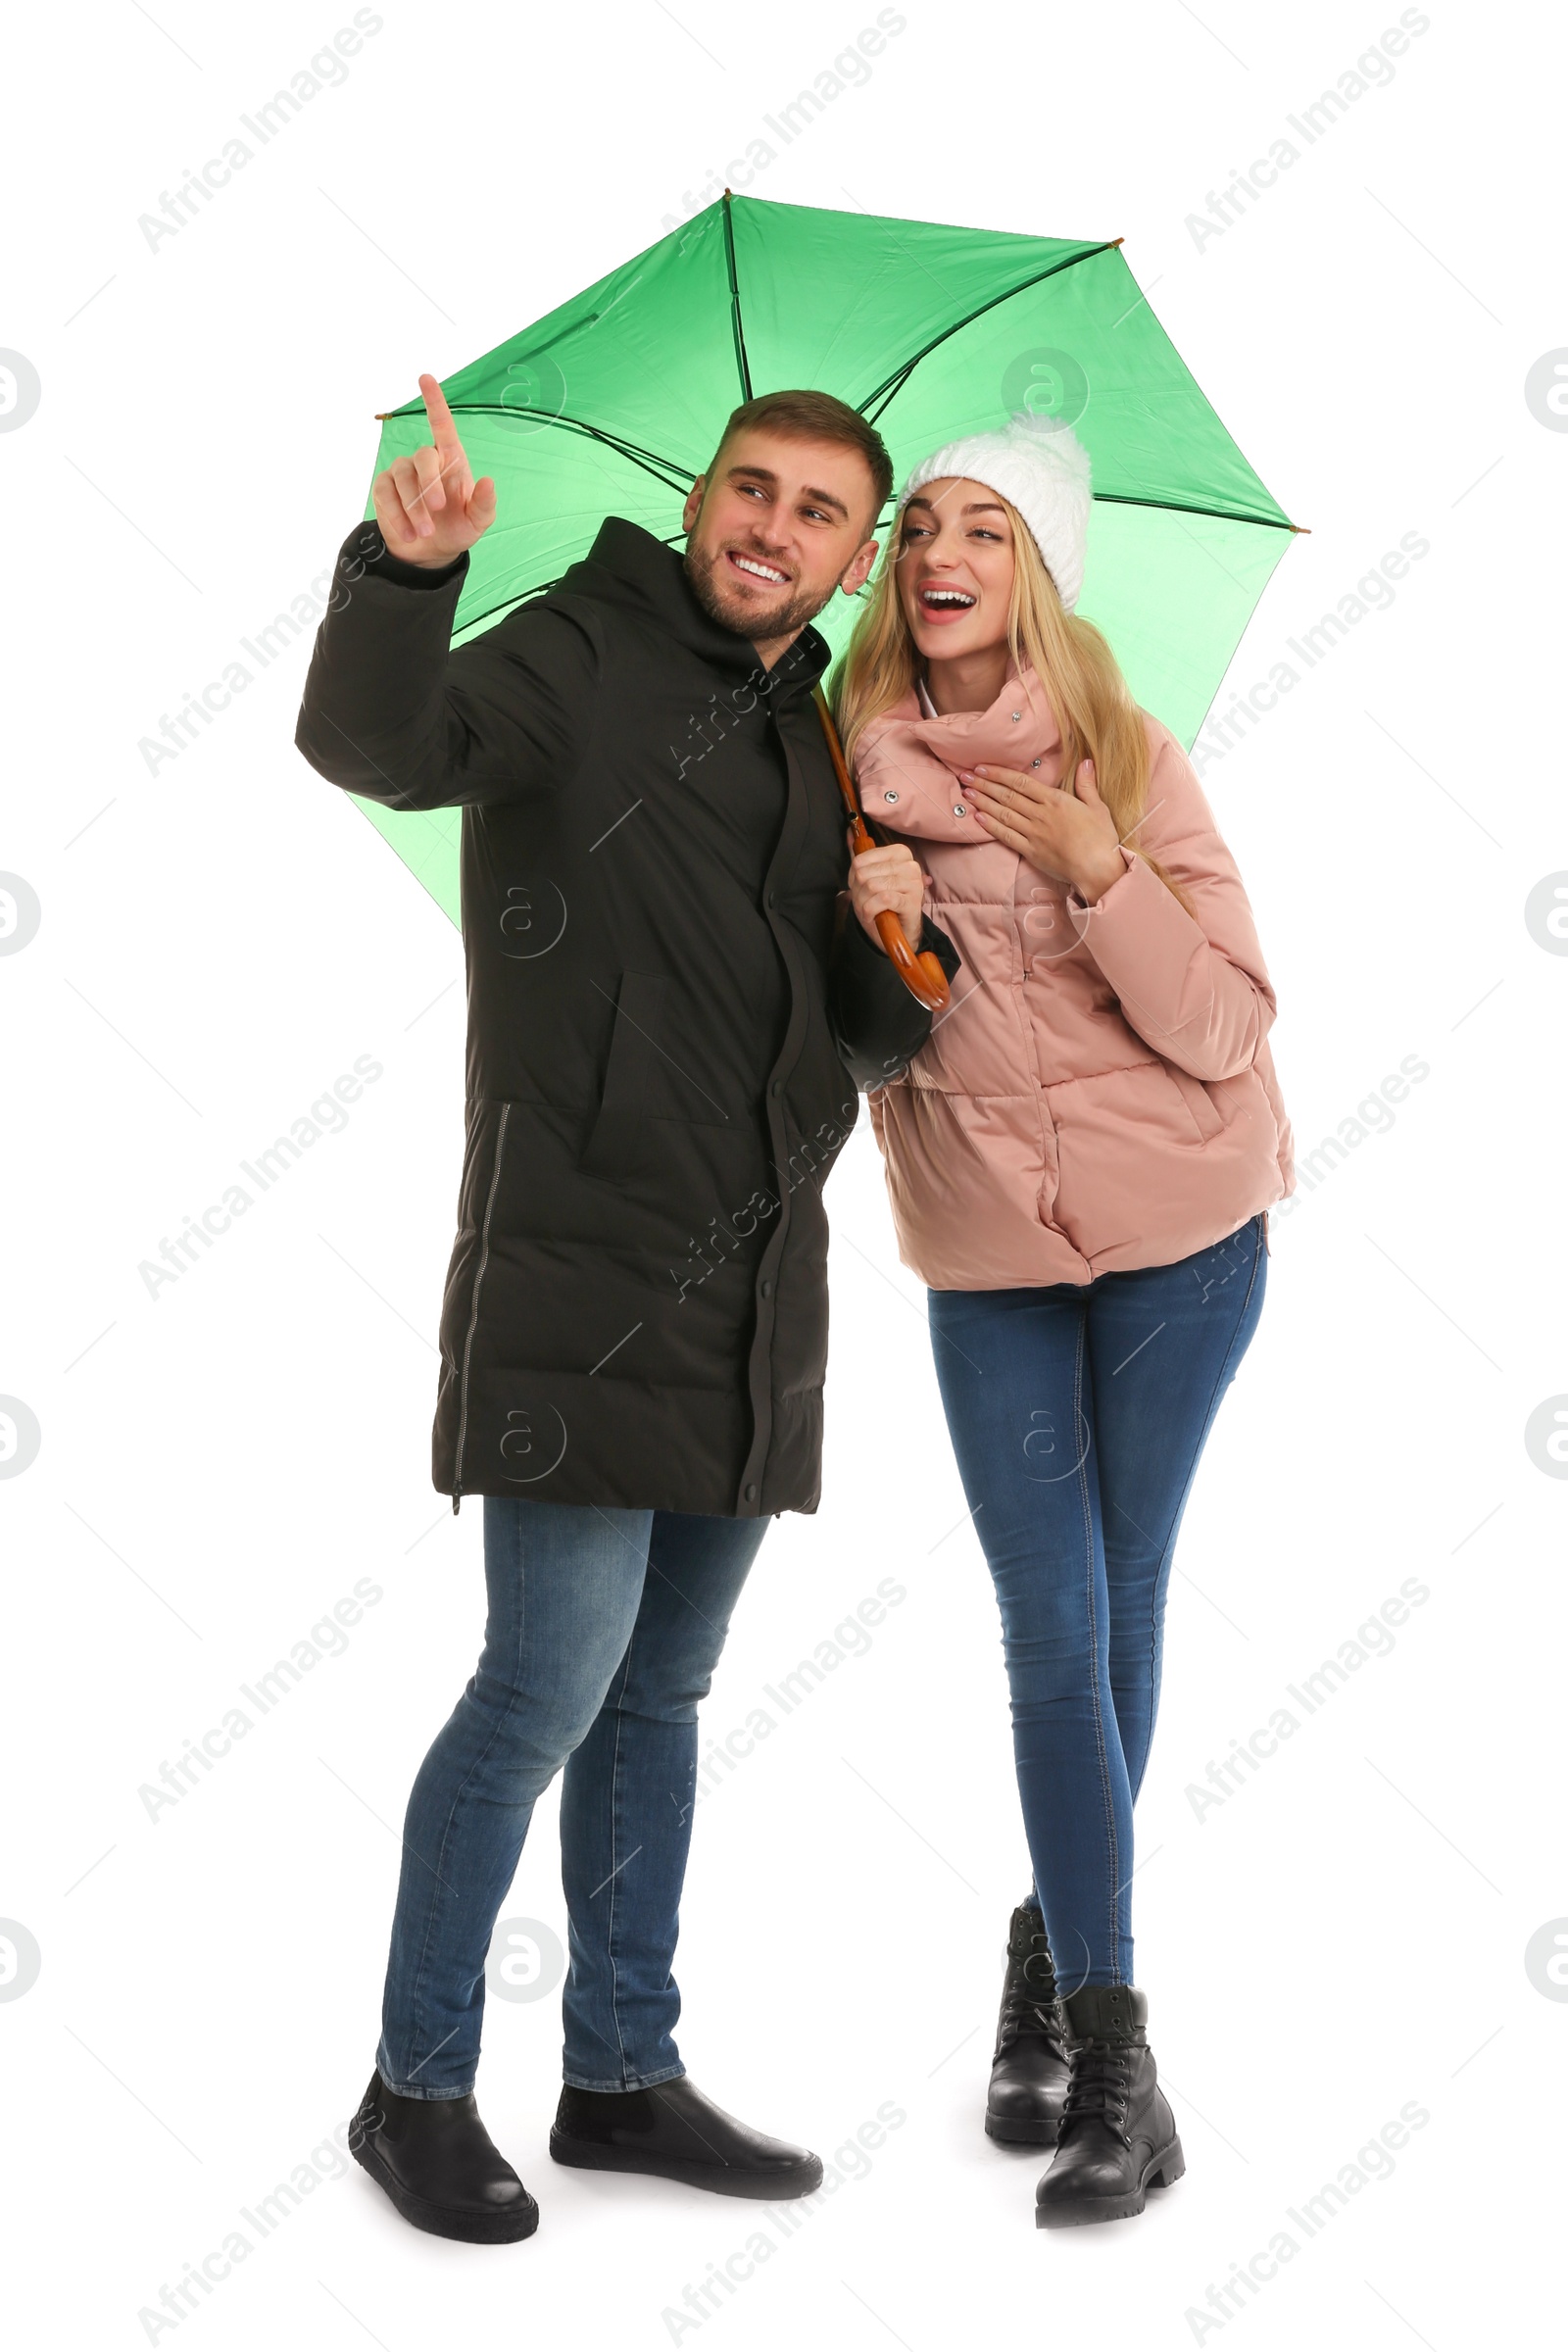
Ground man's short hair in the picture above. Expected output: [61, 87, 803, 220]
[710, 390, 893, 527]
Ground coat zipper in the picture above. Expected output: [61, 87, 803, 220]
[452, 1101, 512, 1514]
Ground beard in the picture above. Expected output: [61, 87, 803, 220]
[683, 538, 827, 645]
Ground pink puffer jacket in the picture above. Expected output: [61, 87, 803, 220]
[851, 664, 1294, 1288]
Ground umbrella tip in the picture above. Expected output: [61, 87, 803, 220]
[1290, 523, 1313, 534]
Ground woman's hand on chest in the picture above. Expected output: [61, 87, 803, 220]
[959, 756, 1127, 905]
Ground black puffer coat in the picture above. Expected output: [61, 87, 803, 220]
[295, 517, 957, 1517]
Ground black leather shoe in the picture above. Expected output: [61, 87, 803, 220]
[1034, 1985, 1184, 2228]
[986, 1903, 1071, 2145]
[550, 2075, 822, 2200]
[349, 2072, 538, 2243]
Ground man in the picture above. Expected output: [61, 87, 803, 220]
[295, 376, 953, 2242]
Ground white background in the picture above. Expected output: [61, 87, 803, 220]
[3, 2, 1565, 2346]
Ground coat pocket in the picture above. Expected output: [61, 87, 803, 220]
[579, 970, 730, 1172]
[1165, 1062, 1226, 1144]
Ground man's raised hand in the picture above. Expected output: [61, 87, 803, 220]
[370, 372, 498, 568]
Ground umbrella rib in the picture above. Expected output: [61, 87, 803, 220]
[418, 408, 697, 495]
[1091, 489, 1298, 532]
[862, 240, 1299, 532]
[721, 189, 755, 402]
[858, 240, 1124, 418]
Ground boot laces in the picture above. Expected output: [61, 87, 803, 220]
[1059, 2039, 1135, 2139]
[997, 1949, 1059, 2052]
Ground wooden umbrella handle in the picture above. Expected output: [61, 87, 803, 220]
[812, 688, 950, 1014]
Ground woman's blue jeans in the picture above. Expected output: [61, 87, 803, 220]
[927, 1212, 1268, 1991]
[376, 1497, 767, 2099]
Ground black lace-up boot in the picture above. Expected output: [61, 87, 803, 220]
[1033, 1984, 1184, 2227]
[985, 1903, 1071, 2144]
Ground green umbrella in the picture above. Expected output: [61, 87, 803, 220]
[350, 192, 1302, 926]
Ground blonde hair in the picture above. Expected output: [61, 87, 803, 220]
[831, 487, 1192, 914]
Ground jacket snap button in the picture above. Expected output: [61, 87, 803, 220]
[744, 1482, 758, 1502]
[760, 1279, 772, 1298]
[883, 789, 900, 804]
[770, 1079, 781, 1097]
[953, 804, 968, 818]
[1010, 710, 1021, 721]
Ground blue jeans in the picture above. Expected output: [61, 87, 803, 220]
[927, 1213, 1268, 1991]
[377, 1497, 767, 2098]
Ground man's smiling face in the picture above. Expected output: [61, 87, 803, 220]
[682, 427, 881, 663]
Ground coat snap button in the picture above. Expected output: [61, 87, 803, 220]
[760, 1279, 772, 1298]
[744, 1482, 758, 1502]
[1010, 710, 1021, 721]
[883, 789, 900, 804]
[953, 804, 968, 818]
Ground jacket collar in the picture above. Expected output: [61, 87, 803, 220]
[855, 662, 1062, 844]
[560, 516, 832, 710]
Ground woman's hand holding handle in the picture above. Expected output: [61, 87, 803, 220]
[847, 836, 926, 953]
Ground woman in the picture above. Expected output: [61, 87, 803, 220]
[833, 411, 1292, 2229]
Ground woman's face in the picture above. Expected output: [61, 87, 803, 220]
[894, 475, 1017, 663]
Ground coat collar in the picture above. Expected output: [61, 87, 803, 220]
[560, 516, 832, 710]
[855, 662, 1062, 843]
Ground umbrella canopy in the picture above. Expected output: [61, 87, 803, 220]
[350, 193, 1300, 925]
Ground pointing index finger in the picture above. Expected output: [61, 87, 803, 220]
[417, 370, 462, 452]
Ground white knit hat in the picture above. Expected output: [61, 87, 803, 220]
[897, 411, 1093, 612]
